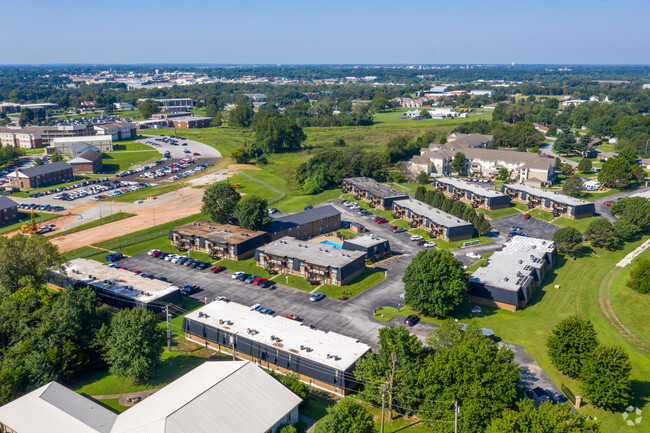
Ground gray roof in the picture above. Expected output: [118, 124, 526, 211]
[448, 133, 494, 148]
[13, 161, 71, 178]
[503, 183, 591, 206]
[0, 196, 17, 211]
[69, 150, 102, 165]
[343, 177, 408, 200]
[258, 237, 365, 268]
[434, 177, 508, 198]
[471, 236, 555, 292]
[71, 142, 101, 154]
[269, 205, 340, 232]
[463, 148, 555, 171]
[343, 235, 387, 248]
[393, 199, 473, 229]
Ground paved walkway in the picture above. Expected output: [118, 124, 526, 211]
[91, 387, 162, 406]
[616, 238, 650, 267]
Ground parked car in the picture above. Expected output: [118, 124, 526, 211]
[268, 208, 278, 214]
[210, 265, 226, 273]
[310, 293, 325, 302]
[523, 214, 531, 220]
[214, 296, 230, 303]
[253, 277, 267, 285]
[393, 227, 406, 233]
[423, 241, 436, 248]
[304, 205, 313, 211]
[466, 252, 481, 259]
[250, 303, 262, 311]
[417, 240, 426, 246]
[260, 280, 275, 289]
[286, 314, 300, 320]
[358, 209, 371, 216]
[245, 275, 259, 284]
[105, 252, 123, 262]
[180, 285, 200, 296]
[410, 235, 423, 241]
[232, 271, 246, 279]
[604, 201, 613, 206]
[237, 273, 250, 281]
[404, 314, 420, 326]
[259, 308, 274, 315]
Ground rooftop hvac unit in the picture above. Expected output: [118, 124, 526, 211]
[219, 319, 224, 324]
[300, 345, 305, 350]
[198, 312, 204, 318]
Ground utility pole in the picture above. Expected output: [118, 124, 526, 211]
[380, 384, 386, 433]
[165, 305, 171, 352]
[454, 400, 458, 433]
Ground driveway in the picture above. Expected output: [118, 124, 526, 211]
[489, 213, 560, 241]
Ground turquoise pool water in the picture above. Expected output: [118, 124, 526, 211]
[320, 240, 342, 249]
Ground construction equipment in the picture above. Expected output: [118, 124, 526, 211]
[20, 210, 39, 234]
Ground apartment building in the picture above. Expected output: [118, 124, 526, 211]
[432, 177, 511, 210]
[268, 205, 341, 241]
[501, 184, 595, 219]
[342, 177, 408, 210]
[8, 161, 73, 189]
[392, 199, 474, 242]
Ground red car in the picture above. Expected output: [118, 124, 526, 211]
[193, 152, 201, 156]
[118, 266, 128, 270]
[286, 314, 300, 320]
[210, 266, 226, 273]
[604, 201, 613, 206]
[133, 270, 142, 274]
[523, 214, 531, 220]
[152, 251, 162, 258]
[416, 240, 426, 246]
[253, 277, 267, 285]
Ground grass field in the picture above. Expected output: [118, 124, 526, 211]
[48, 212, 135, 238]
[102, 150, 160, 173]
[96, 398, 129, 413]
[553, 216, 599, 232]
[372, 109, 493, 128]
[111, 141, 156, 151]
[272, 273, 316, 291]
[0, 211, 60, 235]
[477, 204, 521, 219]
[528, 208, 555, 221]
[214, 257, 271, 279]
[317, 268, 386, 299]
[108, 183, 184, 203]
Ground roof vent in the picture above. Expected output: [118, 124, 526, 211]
[219, 319, 224, 324]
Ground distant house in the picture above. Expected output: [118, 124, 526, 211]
[533, 123, 549, 134]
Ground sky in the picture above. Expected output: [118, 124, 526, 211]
[2, 0, 649, 65]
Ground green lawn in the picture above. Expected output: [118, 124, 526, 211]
[336, 228, 358, 238]
[96, 398, 129, 413]
[408, 228, 431, 240]
[111, 140, 155, 151]
[107, 183, 184, 203]
[0, 211, 60, 235]
[317, 268, 386, 299]
[63, 246, 109, 262]
[390, 219, 411, 229]
[528, 208, 555, 222]
[214, 257, 271, 279]
[272, 273, 316, 291]
[48, 212, 135, 238]
[513, 202, 529, 212]
[552, 216, 600, 233]
[477, 204, 521, 219]
[372, 108, 493, 128]
[102, 150, 160, 173]
[433, 235, 492, 251]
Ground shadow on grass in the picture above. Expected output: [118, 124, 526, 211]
[520, 253, 567, 310]
[630, 379, 650, 410]
[80, 395, 126, 414]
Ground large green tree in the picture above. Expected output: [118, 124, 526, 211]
[562, 174, 584, 197]
[584, 219, 619, 250]
[581, 345, 632, 410]
[250, 117, 306, 155]
[0, 234, 63, 294]
[598, 156, 635, 189]
[201, 182, 241, 224]
[452, 152, 467, 174]
[610, 197, 650, 231]
[315, 399, 375, 433]
[419, 322, 520, 433]
[101, 308, 165, 383]
[626, 258, 650, 294]
[577, 158, 593, 172]
[402, 250, 468, 317]
[546, 316, 599, 378]
[487, 399, 601, 433]
[137, 100, 160, 119]
[234, 195, 271, 231]
[355, 326, 424, 418]
[229, 101, 254, 128]
[552, 226, 583, 256]
[612, 219, 641, 241]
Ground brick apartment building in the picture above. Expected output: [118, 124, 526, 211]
[8, 161, 73, 189]
[268, 205, 341, 241]
[68, 150, 103, 173]
[0, 197, 19, 223]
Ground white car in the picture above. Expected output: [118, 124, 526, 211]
[466, 252, 481, 259]
[350, 205, 361, 210]
[423, 242, 436, 248]
[147, 249, 158, 256]
[232, 271, 245, 279]
[410, 235, 423, 241]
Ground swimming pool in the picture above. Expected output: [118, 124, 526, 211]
[320, 240, 342, 249]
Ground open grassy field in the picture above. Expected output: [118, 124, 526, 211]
[477, 204, 521, 219]
[377, 239, 650, 432]
[111, 140, 156, 151]
[214, 257, 271, 279]
[553, 215, 600, 233]
[102, 149, 160, 173]
[372, 109, 493, 128]
[528, 208, 555, 222]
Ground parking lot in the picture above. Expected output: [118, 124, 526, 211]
[488, 213, 560, 241]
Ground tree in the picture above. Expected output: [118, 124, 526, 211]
[452, 152, 467, 174]
[315, 399, 375, 433]
[577, 158, 593, 172]
[546, 316, 599, 378]
[610, 197, 650, 231]
[562, 174, 583, 197]
[420, 322, 520, 433]
[50, 152, 63, 162]
[229, 101, 254, 128]
[497, 167, 509, 180]
[0, 234, 63, 294]
[554, 132, 579, 154]
[626, 258, 650, 294]
[613, 219, 641, 241]
[560, 162, 574, 177]
[211, 111, 223, 127]
[333, 138, 346, 147]
[416, 171, 429, 184]
[205, 103, 219, 118]
[355, 326, 424, 417]
[584, 219, 619, 250]
[19, 108, 34, 126]
[33, 157, 43, 166]
[487, 399, 601, 433]
[251, 117, 306, 155]
[277, 425, 298, 433]
[581, 345, 632, 410]
[137, 100, 160, 119]
[201, 182, 241, 224]
[231, 147, 249, 164]
[234, 195, 271, 231]
[598, 156, 634, 189]
[402, 250, 468, 317]
[552, 226, 583, 256]
[101, 308, 165, 383]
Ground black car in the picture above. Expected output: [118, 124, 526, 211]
[180, 285, 200, 296]
[158, 252, 169, 259]
[197, 262, 210, 270]
[260, 280, 275, 289]
[404, 315, 420, 326]
[237, 273, 250, 281]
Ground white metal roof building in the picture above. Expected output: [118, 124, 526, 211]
[432, 177, 511, 210]
[392, 198, 474, 242]
[501, 183, 595, 219]
[183, 301, 372, 396]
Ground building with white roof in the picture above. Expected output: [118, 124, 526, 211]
[469, 236, 556, 311]
[501, 183, 595, 219]
[182, 301, 372, 396]
[51, 135, 113, 154]
[0, 361, 301, 433]
[52, 258, 181, 317]
[341, 234, 391, 259]
[432, 177, 511, 210]
[392, 198, 474, 241]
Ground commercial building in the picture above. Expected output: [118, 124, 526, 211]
[93, 122, 136, 140]
[140, 98, 195, 112]
[152, 111, 193, 119]
[169, 221, 267, 261]
[0, 103, 20, 114]
[268, 205, 341, 241]
[0, 197, 19, 223]
[256, 237, 366, 286]
[169, 115, 212, 129]
[341, 235, 391, 260]
[68, 149, 103, 173]
[0, 127, 44, 149]
[392, 199, 474, 242]
[469, 236, 556, 311]
[8, 161, 73, 189]
[20, 102, 59, 111]
[0, 361, 301, 433]
[432, 177, 511, 210]
[52, 258, 182, 316]
[183, 301, 372, 396]
[342, 177, 408, 210]
[501, 184, 595, 219]
[51, 135, 113, 154]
